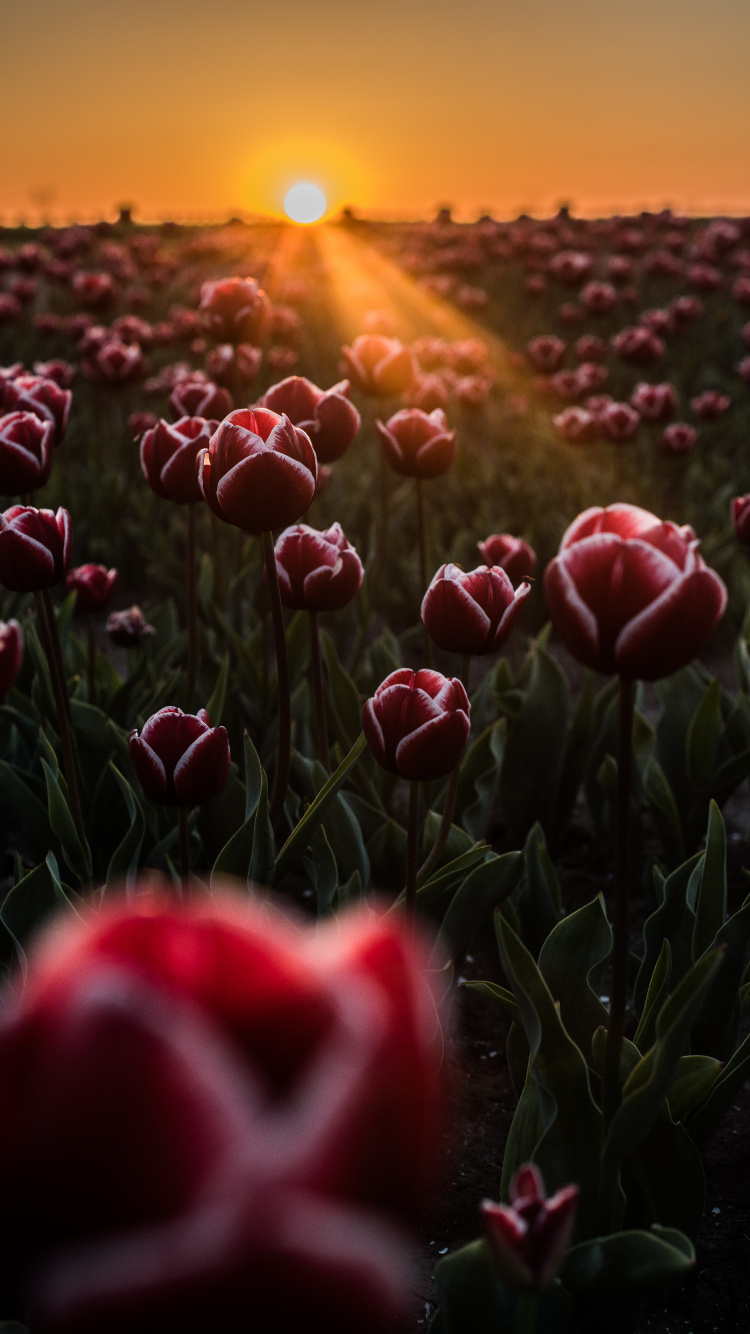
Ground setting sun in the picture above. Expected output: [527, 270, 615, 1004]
[283, 182, 327, 224]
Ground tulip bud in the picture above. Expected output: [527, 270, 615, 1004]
[481, 1164, 579, 1292]
[66, 564, 118, 614]
[200, 276, 270, 344]
[611, 327, 664, 365]
[375, 408, 456, 479]
[691, 390, 730, 420]
[477, 534, 536, 582]
[362, 668, 470, 781]
[526, 335, 566, 373]
[83, 339, 147, 386]
[72, 271, 116, 310]
[630, 382, 677, 422]
[0, 619, 23, 701]
[552, 406, 598, 444]
[106, 605, 155, 647]
[0, 505, 71, 592]
[2, 374, 72, 447]
[732, 495, 750, 544]
[340, 335, 416, 397]
[422, 563, 530, 656]
[258, 376, 361, 464]
[0, 411, 55, 494]
[197, 408, 317, 534]
[129, 706, 231, 806]
[661, 422, 698, 454]
[141, 416, 217, 504]
[169, 378, 233, 421]
[600, 401, 640, 442]
[274, 523, 363, 611]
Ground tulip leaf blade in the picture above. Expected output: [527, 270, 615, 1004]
[562, 1225, 695, 1310]
[435, 850, 523, 959]
[499, 645, 570, 847]
[633, 939, 672, 1053]
[243, 731, 263, 822]
[105, 762, 145, 889]
[0, 857, 76, 979]
[320, 628, 362, 747]
[0, 760, 54, 857]
[41, 758, 91, 886]
[248, 768, 275, 888]
[685, 677, 722, 790]
[537, 894, 611, 1057]
[274, 732, 366, 882]
[516, 823, 563, 957]
[691, 800, 726, 962]
[667, 1055, 722, 1124]
[688, 1026, 750, 1152]
[206, 652, 230, 728]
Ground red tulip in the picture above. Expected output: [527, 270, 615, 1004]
[406, 373, 450, 412]
[549, 251, 593, 285]
[140, 417, 217, 504]
[112, 314, 154, 346]
[0, 412, 55, 493]
[0, 363, 23, 386]
[129, 706, 230, 807]
[670, 295, 704, 327]
[200, 277, 270, 344]
[732, 275, 750, 307]
[422, 563, 531, 656]
[127, 411, 158, 439]
[169, 379, 232, 421]
[206, 342, 262, 388]
[526, 335, 566, 372]
[600, 401, 640, 442]
[732, 495, 750, 544]
[606, 255, 634, 284]
[0, 894, 442, 1332]
[661, 422, 698, 454]
[258, 376, 361, 463]
[544, 502, 726, 680]
[33, 359, 76, 389]
[454, 374, 492, 409]
[477, 534, 537, 582]
[274, 523, 363, 611]
[630, 382, 677, 422]
[574, 334, 606, 362]
[691, 390, 730, 420]
[66, 564, 118, 614]
[72, 271, 116, 310]
[362, 668, 470, 781]
[0, 295, 22, 323]
[482, 1164, 579, 1292]
[197, 408, 317, 534]
[552, 407, 598, 443]
[106, 605, 154, 647]
[558, 302, 585, 325]
[375, 408, 456, 478]
[687, 263, 721, 293]
[639, 308, 674, 337]
[2, 375, 72, 446]
[340, 335, 416, 397]
[737, 355, 750, 385]
[0, 505, 71, 593]
[581, 281, 617, 315]
[83, 339, 147, 386]
[611, 327, 664, 366]
[0, 618, 23, 700]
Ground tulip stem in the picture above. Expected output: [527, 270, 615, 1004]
[35, 589, 87, 861]
[515, 1293, 538, 1334]
[416, 479, 433, 667]
[178, 806, 190, 886]
[416, 762, 460, 887]
[405, 779, 421, 920]
[308, 611, 329, 770]
[185, 502, 198, 711]
[210, 511, 223, 604]
[602, 675, 636, 1128]
[87, 616, 97, 707]
[262, 529, 291, 832]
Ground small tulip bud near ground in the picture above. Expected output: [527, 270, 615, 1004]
[105, 605, 155, 648]
[482, 1163, 579, 1292]
[661, 422, 698, 454]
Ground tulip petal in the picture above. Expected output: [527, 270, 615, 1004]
[395, 709, 470, 781]
[615, 566, 727, 681]
[173, 727, 230, 807]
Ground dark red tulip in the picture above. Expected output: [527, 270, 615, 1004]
[127, 411, 158, 439]
[611, 327, 664, 365]
[544, 502, 726, 680]
[639, 307, 674, 337]
[405, 373, 449, 412]
[661, 422, 698, 455]
[0, 364, 23, 386]
[669, 295, 704, 327]
[691, 390, 730, 420]
[258, 376, 361, 464]
[362, 668, 470, 781]
[200, 277, 269, 344]
[600, 401, 640, 442]
[558, 302, 585, 325]
[83, 339, 147, 386]
[737, 356, 750, 386]
[477, 534, 537, 582]
[553, 406, 598, 443]
[129, 706, 230, 807]
[140, 416, 217, 504]
[687, 263, 721, 293]
[66, 564, 118, 615]
[630, 382, 677, 422]
[2, 375, 72, 446]
[0, 295, 22, 323]
[111, 314, 154, 346]
[106, 605, 155, 648]
[169, 378, 232, 420]
[274, 522, 363, 611]
[606, 255, 634, 284]
[341, 335, 416, 397]
[581, 281, 617, 315]
[72, 271, 116, 310]
[197, 408, 317, 534]
[549, 251, 593, 285]
[482, 1164, 579, 1293]
[526, 335, 566, 372]
[574, 335, 607, 362]
[33, 360, 76, 389]
[0, 412, 55, 493]
[206, 342, 262, 388]
[732, 495, 750, 544]
[0, 505, 71, 592]
[731, 275, 750, 307]
[375, 408, 456, 478]
[422, 563, 531, 655]
[0, 619, 23, 700]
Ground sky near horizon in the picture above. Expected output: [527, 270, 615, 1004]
[3, 0, 750, 222]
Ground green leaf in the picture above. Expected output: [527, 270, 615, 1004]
[105, 763, 145, 888]
[516, 823, 563, 957]
[686, 678, 722, 789]
[435, 851, 523, 959]
[0, 856, 77, 977]
[633, 940, 672, 1053]
[691, 800, 726, 962]
[320, 629, 362, 746]
[206, 652, 230, 727]
[249, 769, 275, 887]
[243, 731, 263, 821]
[456, 718, 506, 842]
[41, 758, 91, 885]
[367, 817, 407, 892]
[537, 896, 611, 1057]
[431, 1239, 574, 1334]
[643, 757, 686, 868]
[499, 647, 570, 846]
[211, 807, 257, 886]
[463, 980, 519, 1024]
[274, 732, 366, 882]
[311, 825, 338, 916]
[0, 760, 54, 855]
[693, 894, 750, 1059]
[667, 1055, 722, 1123]
[688, 1027, 750, 1152]
[562, 1225, 694, 1307]
[634, 853, 702, 1014]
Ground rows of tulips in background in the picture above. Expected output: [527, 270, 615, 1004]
[0, 212, 749, 1332]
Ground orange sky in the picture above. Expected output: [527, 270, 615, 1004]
[3, 0, 750, 222]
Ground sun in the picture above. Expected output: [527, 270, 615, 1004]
[284, 182, 327, 224]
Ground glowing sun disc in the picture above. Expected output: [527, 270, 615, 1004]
[284, 182, 326, 224]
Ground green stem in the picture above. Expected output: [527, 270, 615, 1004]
[35, 589, 87, 859]
[87, 616, 96, 706]
[262, 529, 291, 832]
[515, 1292, 538, 1334]
[178, 805, 190, 886]
[416, 762, 460, 886]
[308, 610, 329, 770]
[185, 503, 198, 711]
[211, 510, 223, 604]
[416, 477, 433, 666]
[602, 675, 636, 1127]
[405, 779, 421, 920]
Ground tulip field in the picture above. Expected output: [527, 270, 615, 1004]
[0, 208, 749, 1333]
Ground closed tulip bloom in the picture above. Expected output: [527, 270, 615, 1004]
[553, 406, 598, 443]
[731, 275, 750, 307]
[482, 1164, 579, 1293]
[206, 342, 262, 388]
[581, 281, 617, 314]
[169, 378, 232, 421]
[688, 263, 721, 292]
[274, 523, 363, 611]
[0, 295, 22, 323]
[259, 376, 361, 463]
[106, 605, 155, 648]
[549, 250, 593, 285]
[200, 276, 269, 344]
[2, 375, 72, 446]
[732, 495, 750, 544]
[198, 408, 317, 534]
[422, 563, 531, 656]
[630, 382, 677, 421]
[341, 335, 416, 397]
[72, 271, 116, 310]
[600, 401, 640, 442]
[0, 505, 71, 592]
[606, 255, 634, 284]
[670, 294, 704, 326]
[526, 335, 566, 372]
[83, 339, 147, 386]
[0, 412, 55, 493]
[376, 408, 456, 479]
[691, 390, 730, 420]
[141, 416, 217, 504]
[736, 355, 750, 385]
[661, 422, 698, 454]
[362, 668, 470, 781]
[0, 619, 23, 700]
[478, 533, 537, 582]
[544, 502, 726, 680]
[33, 359, 76, 388]
[66, 564, 118, 614]
[574, 334, 607, 362]
[129, 706, 230, 807]
[406, 373, 450, 412]
[612, 327, 664, 365]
